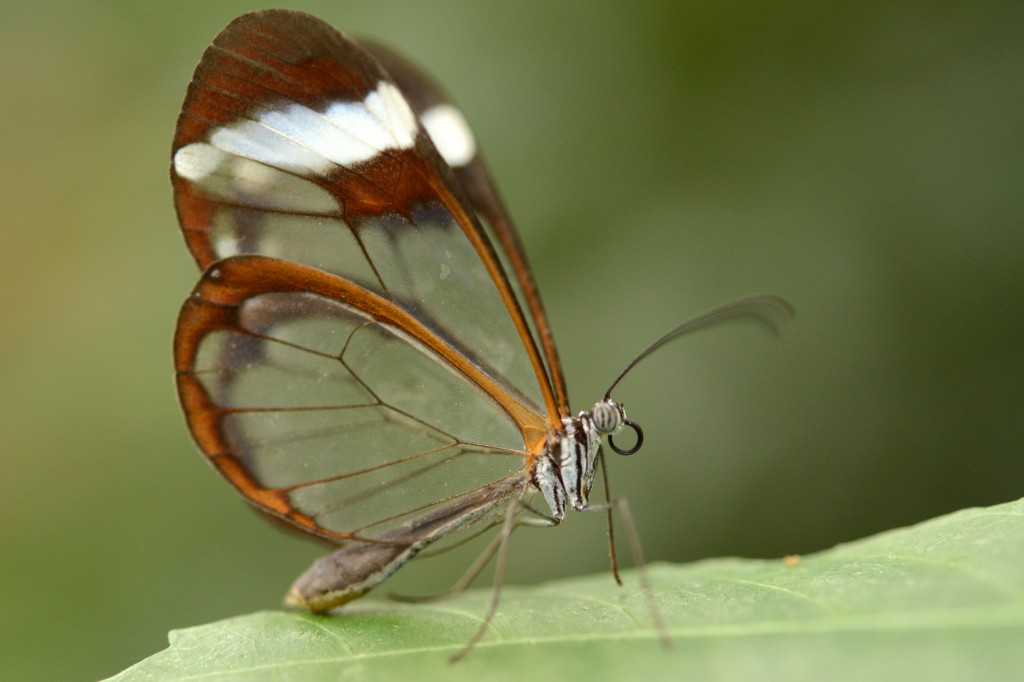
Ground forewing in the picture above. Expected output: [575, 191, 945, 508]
[170, 9, 558, 422]
[364, 41, 570, 415]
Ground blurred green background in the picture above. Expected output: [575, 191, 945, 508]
[2, 1, 1021, 679]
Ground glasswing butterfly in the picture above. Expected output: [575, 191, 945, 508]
[171, 9, 790, 660]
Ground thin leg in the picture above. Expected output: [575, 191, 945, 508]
[449, 500, 521, 663]
[583, 496, 671, 650]
[598, 451, 623, 586]
[387, 502, 555, 605]
[387, 529, 505, 604]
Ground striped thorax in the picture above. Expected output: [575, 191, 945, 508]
[532, 399, 627, 522]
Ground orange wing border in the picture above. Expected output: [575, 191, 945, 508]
[174, 255, 549, 539]
[171, 9, 565, 427]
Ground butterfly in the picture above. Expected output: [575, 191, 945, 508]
[171, 9, 791, 660]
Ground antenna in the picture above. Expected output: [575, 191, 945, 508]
[604, 294, 793, 400]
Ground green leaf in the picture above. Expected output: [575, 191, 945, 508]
[108, 499, 1024, 681]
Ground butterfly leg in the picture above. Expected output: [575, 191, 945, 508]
[386, 527, 505, 604]
[598, 450, 623, 586]
[447, 498, 557, 663]
[581, 495, 672, 650]
[386, 500, 555, 604]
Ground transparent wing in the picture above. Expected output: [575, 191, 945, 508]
[169, 9, 559, 539]
[362, 40, 570, 415]
[170, 9, 559, 423]
[175, 256, 544, 539]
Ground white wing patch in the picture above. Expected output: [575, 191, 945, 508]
[173, 81, 421, 213]
[173, 142, 341, 214]
[175, 81, 419, 177]
[353, 80, 419, 150]
[420, 104, 476, 168]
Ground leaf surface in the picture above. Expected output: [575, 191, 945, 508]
[108, 498, 1024, 681]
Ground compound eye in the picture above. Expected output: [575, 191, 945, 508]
[592, 399, 623, 434]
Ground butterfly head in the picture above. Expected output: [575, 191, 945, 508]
[592, 398, 644, 457]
